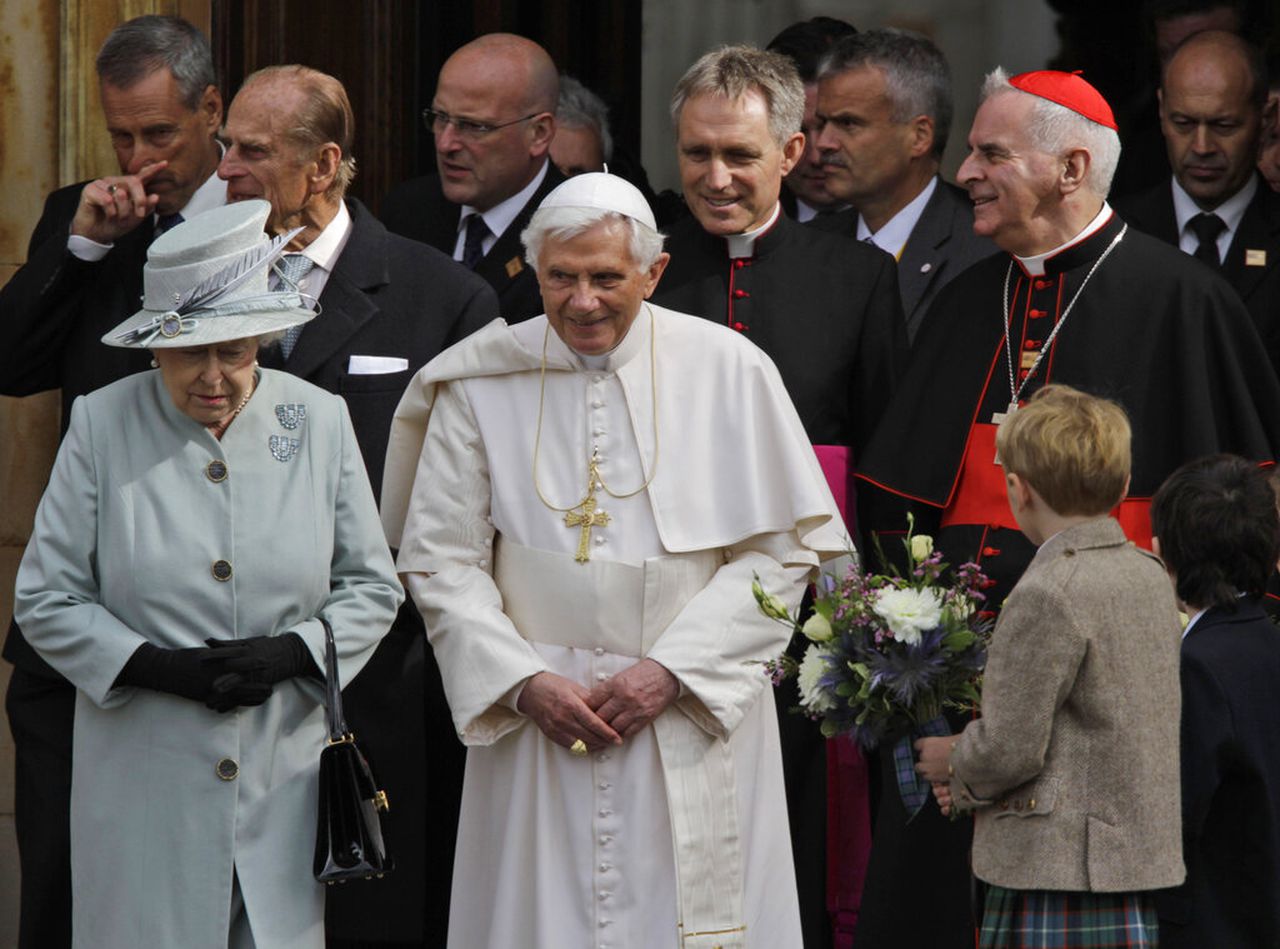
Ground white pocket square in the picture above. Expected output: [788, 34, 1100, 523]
[348, 355, 410, 374]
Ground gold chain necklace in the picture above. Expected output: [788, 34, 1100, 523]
[531, 304, 660, 561]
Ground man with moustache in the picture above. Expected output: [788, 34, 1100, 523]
[219, 65, 498, 947]
[813, 28, 995, 341]
[855, 68, 1280, 946]
[1116, 30, 1280, 375]
[382, 33, 564, 323]
[652, 43, 905, 949]
[0, 16, 225, 946]
[765, 16, 857, 222]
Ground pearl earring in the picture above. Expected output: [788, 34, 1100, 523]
[150, 357, 158, 368]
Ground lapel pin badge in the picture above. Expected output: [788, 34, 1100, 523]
[1245, 249, 1267, 267]
[505, 256, 524, 278]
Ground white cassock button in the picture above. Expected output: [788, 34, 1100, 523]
[598, 809, 611, 817]
[592, 400, 603, 408]
[595, 672, 607, 682]
[598, 782, 610, 791]
[593, 647, 604, 657]
[594, 535, 604, 545]
[598, 863, 610, 872]
[596, 752, 610, 762]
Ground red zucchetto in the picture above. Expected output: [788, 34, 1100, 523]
[1008, 70, 1118, 131]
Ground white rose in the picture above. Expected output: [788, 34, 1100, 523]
[797, 646, 837, 713]
[801, 612, 834, 643]
[910, 534, 934, 563]
[872, 586, 944, 646]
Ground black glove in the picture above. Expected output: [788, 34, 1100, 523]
[206, 673, 274, 713]
[114, 642, 221, 703]
[203, 632, 318, 685]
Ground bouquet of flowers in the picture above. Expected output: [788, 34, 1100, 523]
[753, 517, 992, 816]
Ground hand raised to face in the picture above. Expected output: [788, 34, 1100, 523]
[71, 162, 168, 244]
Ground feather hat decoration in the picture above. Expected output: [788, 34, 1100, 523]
[104, 199, 319, 348]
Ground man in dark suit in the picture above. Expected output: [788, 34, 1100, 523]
[764, 16, 857, 223]
[381, 33, 563, 324]
[1151, 454, 1280, 949]
[1116, 30, 1280, 374]
[653, 44, 906, 949]
[813, 28, 995, 342]
[219, 65, 498, 948]
[0, 16, 225, 947]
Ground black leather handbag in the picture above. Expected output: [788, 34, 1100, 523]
[313, 618, 393, 884]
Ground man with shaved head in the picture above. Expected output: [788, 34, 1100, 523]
[1117, 31, 1280, 374]
[382, 33, 564, 322]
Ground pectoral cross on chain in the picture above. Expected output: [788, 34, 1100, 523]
[565, 455, 610, 562]
[991, 401, 1018, 464]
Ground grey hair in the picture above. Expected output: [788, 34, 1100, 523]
[95, 15, 215, 111]
[671, 45, 805, 146]
[819, 28, 953, 158]
[981, 67, 1121, 197]
[557, 75, 614, 163]
[522, 207, 666, 272]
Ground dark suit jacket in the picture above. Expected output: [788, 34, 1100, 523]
[1116, 175, 1280, 375]
[0, 182, 155, 428]
[813, 179, 997, 342]
[268, 198, 497, 945]
[1157, 598, 1280, 949]
[379, 163, 565, 325]
[265, 198, 498, 497]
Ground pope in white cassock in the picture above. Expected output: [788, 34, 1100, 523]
[380, 173, 847, 949]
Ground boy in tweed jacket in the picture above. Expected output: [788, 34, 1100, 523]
[916, 385, 1184, 949]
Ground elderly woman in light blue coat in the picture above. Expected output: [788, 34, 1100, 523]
[15, 200, 403, 949]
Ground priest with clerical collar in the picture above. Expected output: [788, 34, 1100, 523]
[380, 172, 846, 949]
[852, 68, 1280, 949]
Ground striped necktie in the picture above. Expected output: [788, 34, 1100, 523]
[277, 254, 316, 359]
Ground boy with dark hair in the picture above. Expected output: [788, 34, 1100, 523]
[916, 384, 1184, 948]
[1151, 454, 1280, 948]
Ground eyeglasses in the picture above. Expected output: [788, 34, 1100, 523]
[422, 108, 540, 140]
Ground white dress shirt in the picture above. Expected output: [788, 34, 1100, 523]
[451, 160, 550, 262]
[1172, 174, 1256, 260]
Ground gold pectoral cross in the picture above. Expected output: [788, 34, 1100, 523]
[564, 455, 610, 562]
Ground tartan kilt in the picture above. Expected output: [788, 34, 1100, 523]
[979, 885, 1160, 948]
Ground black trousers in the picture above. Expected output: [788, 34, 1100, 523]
[5, 666, 75, 949]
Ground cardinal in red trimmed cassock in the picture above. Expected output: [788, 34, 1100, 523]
[854, 68, 1280, 949]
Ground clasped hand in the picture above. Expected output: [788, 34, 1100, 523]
[118, 634, 312, 713]
[517, 658, 680, 754]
